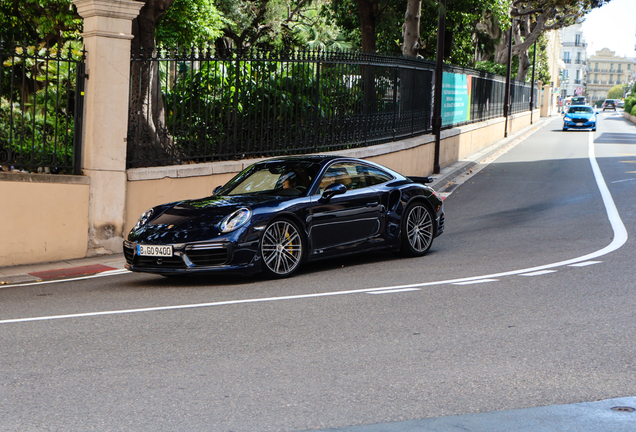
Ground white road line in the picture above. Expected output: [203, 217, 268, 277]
[452, 279, 499, 285]
[366, 288, 421, 295]
[520, 270, 558, 276]
[568, 261, 602, 267]
[0, 132, 628, 325]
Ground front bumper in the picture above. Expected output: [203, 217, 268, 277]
[123, 240, 260, 275]
[563, 119, 595, 129]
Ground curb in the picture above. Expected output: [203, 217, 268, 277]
[0, 255, 127, 286]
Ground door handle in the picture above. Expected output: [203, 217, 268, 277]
[366, 202, 379, 207]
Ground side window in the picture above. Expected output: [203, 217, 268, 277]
[363, 165, 394, 186]
[317, 162, 369, 194]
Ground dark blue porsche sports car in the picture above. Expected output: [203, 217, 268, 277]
[124, 155, 445, 278]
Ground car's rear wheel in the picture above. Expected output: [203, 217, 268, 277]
[401, 202, 434, 257]
[260, 219, 304, 278]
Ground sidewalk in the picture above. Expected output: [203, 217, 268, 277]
[0, 254, 127, 285]
[0, 115, 556, 286]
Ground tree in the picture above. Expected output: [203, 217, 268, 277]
[155, 0, 225, 47]
[129, 0, 177, 162]
[0, 0, 82, 47]
[607, 84, 629, 100]
[499, 0, 612, 81]
[402, 0, 422, 58]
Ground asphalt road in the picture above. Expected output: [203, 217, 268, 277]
[2, 111, 636, 431]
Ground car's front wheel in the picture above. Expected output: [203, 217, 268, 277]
[401, 202, 434, 257]
[260, 219, 304, 278]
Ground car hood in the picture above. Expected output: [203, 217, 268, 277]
[128, 194, 286, 243]
[566, 112, 594, 119]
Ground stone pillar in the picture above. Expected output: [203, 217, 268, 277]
[73, 0, 143, 256]
[541, 85, 552, 117]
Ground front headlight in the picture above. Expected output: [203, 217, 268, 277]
[133, 208, 154, 231]
[220, 208, 252, 233]
[564, 116, 572, 121]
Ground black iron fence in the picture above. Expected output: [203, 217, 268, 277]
[127, 47, 537, 169]
[0, 41, 85, 174]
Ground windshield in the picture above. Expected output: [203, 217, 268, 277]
[568, 106, 593, 114]
[216, 160, 321, 197]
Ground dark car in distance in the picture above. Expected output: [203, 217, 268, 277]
[603, 99, 617, 111]
[124, 156, 445, 278]
[570, 96, 587, 106]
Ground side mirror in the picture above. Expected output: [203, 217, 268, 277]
[213, 185, 222, 195]
[596, 111, 600, 115]
[321, 183, 347, 201]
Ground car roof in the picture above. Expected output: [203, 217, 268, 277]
[251, 155, 407, 179]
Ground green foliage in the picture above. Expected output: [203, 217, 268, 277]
[607, 84, 629, 100]
[0, 41, 82, 172]
[624, 97, 635, 115]
[0, 0, 82, 46]
[632, 104, 636, 117]
[474, 61, 508, 76]
[156, 0, 226, 47]
[162, 55, 371, 157]
[527, 34, 551, 84]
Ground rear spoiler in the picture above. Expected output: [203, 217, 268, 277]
[408, 176, 434, 184]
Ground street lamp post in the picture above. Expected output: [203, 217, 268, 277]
[432, 0, 446, 174]
[503, 22, 513, 137]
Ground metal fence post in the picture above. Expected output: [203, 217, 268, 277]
[73, 49, 87, 175]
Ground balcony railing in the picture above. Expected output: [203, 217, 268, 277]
[564, 58, 572, 64]
[563, 42, 588, 47]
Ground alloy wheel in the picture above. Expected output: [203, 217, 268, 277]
[406, 205, 433, 253]
[261, 220, 303, 276]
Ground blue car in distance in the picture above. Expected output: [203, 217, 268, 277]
[563, 105, 598, 131]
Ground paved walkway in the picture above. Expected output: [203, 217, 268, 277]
[309, 397, 636, 431]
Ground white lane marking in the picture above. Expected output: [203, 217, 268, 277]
[611, 178, 636, 183]
[366, 288, 421, 295]
[0, 269, 129, 289]
[568, 261, 602, 267]
[520, 270, 558, 276]
[0, 132, 628, 325]
[452, 279, 499, 285]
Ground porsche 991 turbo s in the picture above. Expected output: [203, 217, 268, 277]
[124, 155, 445, 278]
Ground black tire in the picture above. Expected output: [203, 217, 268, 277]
[400, 202, 434, 257]
[260, 219, 304, 278]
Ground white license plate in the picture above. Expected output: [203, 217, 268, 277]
[137, 244, 173, 257]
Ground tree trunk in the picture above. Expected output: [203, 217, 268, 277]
[402, 0, 422, 58]
[128, 0, 177, 166]
[358, 0, 377, 53]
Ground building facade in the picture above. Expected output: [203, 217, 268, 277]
[587, 48, 635, 103]
[560, 24, 587, 99]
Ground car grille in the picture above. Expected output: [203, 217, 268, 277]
[135, 255, 186, 269]
[186, 248, 228, 266]
[127, 243, 229, 269]
[572, 118, 587, 124]
[124, 244, 134, 264]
